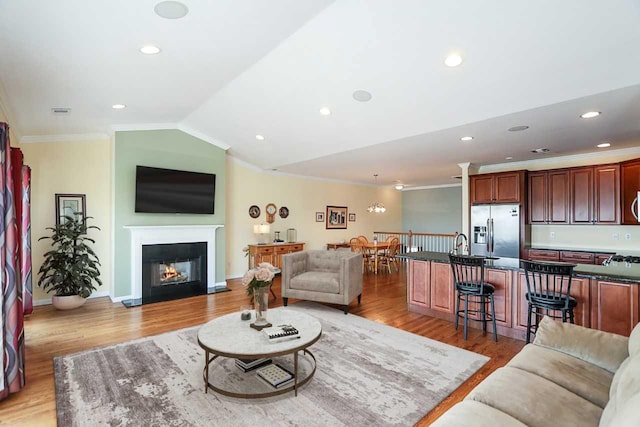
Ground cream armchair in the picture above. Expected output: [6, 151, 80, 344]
[282, 250, 363, 314]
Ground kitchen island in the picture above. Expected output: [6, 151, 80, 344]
[403, 251, 640, 340]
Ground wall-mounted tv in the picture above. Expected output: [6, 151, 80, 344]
[135, 166, 216, 214]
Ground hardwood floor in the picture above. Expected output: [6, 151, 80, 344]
[0, 265, 525, 426]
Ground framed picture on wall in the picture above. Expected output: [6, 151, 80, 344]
[349, 213, 356, 222]
[326, 205, 347, 229]
[55, 194, 86, 226]
[315, 212, 324, 222]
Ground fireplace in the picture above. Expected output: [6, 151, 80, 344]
[123, 224, 225, 307]
[141, 242, 207, 304]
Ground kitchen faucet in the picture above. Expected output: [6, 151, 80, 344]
[453, 233, 469, 255]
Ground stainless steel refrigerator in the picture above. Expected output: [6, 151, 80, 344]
[471, 204, 520, 258]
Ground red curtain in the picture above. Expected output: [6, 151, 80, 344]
[1, 123, 30, 400]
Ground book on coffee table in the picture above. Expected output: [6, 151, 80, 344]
[262, 324, 300, 342]
[235, 358, 272, 373]
[255, 363, 294, 388]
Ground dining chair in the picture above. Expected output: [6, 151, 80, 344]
[378, 237, 400, 273]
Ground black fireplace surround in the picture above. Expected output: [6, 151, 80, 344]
[141, 242, 207, 304]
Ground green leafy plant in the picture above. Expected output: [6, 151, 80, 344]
[37, 215, 102, 298]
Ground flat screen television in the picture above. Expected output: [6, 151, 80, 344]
[135, 166, 216, 214]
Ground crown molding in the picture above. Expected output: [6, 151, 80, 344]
[479, 146, 640, 173]
[20, 133, 110, 143]
[403, 183, 462, 191]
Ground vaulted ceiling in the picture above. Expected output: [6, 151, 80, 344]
[1, 0, 639, 187]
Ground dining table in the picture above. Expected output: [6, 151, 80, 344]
[361, 241, 390, 274]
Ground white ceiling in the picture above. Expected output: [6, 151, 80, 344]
[1, 0, 640, 187]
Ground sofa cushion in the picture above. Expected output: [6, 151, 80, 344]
[289, 271, 340, 294]
[508, 344, 613, 408]
[533, 316, 629, 373]
[431, 400, 526, 427]
[599, 355, 640, 427]
[605, 391, 640, 427]
[466, 367, 602, 427]
[307, 250, 343, 272]
[629, 320, 640, 357]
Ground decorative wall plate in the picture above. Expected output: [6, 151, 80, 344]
[279, 206, 289, 218]
[249, 205, 260, 218]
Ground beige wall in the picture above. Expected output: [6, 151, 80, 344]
[20, 139, 112, 302]
[226, 158, 402, 278]
[477, 146, 640, 252]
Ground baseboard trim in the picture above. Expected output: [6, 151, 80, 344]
[34, 291, 111, 307]
[110, 294, 133, 303]
[210, 281, 227, 289]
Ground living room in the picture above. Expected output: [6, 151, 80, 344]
[1, 1, 640, 425]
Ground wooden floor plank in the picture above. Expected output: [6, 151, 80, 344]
[0, 266, 524, 426]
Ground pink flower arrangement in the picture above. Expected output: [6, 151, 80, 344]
[242, 262, 276, 296]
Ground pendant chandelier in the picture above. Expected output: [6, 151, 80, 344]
[367, 174, 386, 213]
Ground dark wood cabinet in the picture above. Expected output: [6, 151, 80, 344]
[471, 171, 524, 204]
[560, 251, 595, 264]
[486, 268, 512, 327]
[621, 158, 640, 225]
[594, 165, 621, 224]
[528, 249, 560, 262]
[569, 165, 620, 224]
[528, 170, 569, 224]
[591, 280, 639, 336]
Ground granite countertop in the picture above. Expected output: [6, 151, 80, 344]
[401, 251, 640, 284]
[526, 246, 616, 255]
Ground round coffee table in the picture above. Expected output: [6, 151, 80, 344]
[197, 309, 321, 398]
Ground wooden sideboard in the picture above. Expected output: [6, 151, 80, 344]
[247, 243, 305, 269]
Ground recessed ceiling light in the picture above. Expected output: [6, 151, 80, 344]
[112, 104, 126, 109]
[154, 1, 189, 19]
[255, 134, 265, 141]
[580, 111, 601, 119]
[394, 184, 404, 190]
[353, 90, 373, 102]
[445, 54, 463, 67]
[140, 45, 161, 55]
[508, 125, 529, 132]
[460, 136, 474, 141]
[505, 156, 513, 160]
[319, 107, 331, 116]
[597, 142, 611, 148]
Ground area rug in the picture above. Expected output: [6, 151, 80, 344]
[54, 302, 488, 426]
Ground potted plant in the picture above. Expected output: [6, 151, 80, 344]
[37, 215, 102, 310]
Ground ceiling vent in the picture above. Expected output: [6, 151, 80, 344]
[451, 175, 462, 180]
[508, 125, 529, 132]
[531, 148, 551, 154]
[51, 107, 71, 115]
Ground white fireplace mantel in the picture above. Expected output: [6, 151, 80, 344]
[124, 224, 224, 300]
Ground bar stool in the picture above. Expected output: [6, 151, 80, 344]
[520, 260, 576, 343]
[448, 254, 498, 342]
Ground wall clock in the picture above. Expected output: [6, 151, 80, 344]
[248, 205, 260, 218]
[265, 203, 277, 223]
[279, 206, 289, 218]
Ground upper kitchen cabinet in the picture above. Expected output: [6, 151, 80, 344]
[528, 170, 570, 224]
[570, 164, 620, 224]
[470, 171, 525, 204]
[621, 158, 640, 225]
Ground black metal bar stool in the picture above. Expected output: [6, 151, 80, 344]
[448, 254, 497, 342]
[520, 260, 576, 343]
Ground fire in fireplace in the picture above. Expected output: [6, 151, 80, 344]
[141, 242, 207, 304]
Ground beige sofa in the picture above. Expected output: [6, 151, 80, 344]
[433, 317, 640, 427]
[281, 250, 363, 314]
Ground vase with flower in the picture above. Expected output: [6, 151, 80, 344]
[241, 262, 276, 330]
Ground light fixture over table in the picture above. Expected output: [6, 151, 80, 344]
[367, 174, 386, 213]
